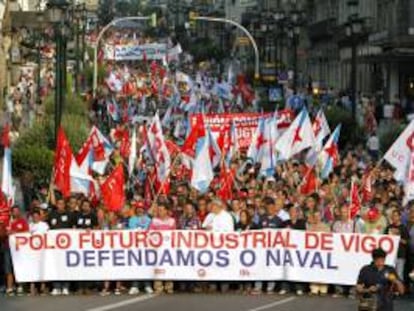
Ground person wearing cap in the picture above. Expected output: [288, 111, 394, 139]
[356, 248, 404, 311]
[362, 207, 388, 234]
[6, 206, 29, 296]
[128, 200, 153, 295]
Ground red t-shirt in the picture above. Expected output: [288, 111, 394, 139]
[10, 218, 29, 233]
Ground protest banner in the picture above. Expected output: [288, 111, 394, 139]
[190, 110, 293, 149]
[103, 43, 182, 61]
[9, 230, 399, 285]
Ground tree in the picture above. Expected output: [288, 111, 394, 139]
[98, 0, 115, 26]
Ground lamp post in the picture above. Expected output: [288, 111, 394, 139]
[190, 14, 260, 80]
[81, 4, 87, 71]
[46, 0, 69, 145]
[288, 23, 301, 94]
[74, 6, 83, 94]
[35, 13, 45, 106]
[346, 0, 363, 123]
[288, 9, 302, 95]
[273, 10, 285, 68]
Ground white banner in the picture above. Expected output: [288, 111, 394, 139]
[104, 43, 182, 61]
[9, 230, 399, 284]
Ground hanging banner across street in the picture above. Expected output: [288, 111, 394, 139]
[103, 43, 182, 61]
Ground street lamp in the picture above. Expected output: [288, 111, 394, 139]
[273, 10, 285, 67]
[46, 0, 69, 145]
[74, 6, 83, 93]
[287, 9, 303, 94]
[35, 13, 45, 106]
[346, 0, 363, 123]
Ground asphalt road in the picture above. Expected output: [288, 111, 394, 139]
[1, 294, 413, 311]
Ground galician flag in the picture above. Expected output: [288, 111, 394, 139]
[318, 124, 341, 179]
[207, 127, 222, 168]
[404, 150, 414, 204]
[247, 117, 266, 163]
[191, 136, 214, 193]
[147, 113, 171, 185]
[260, 116, 279, 176]
[384, 119, 414, 181]
[306, 109, 331, 165]
[128, 126, 137, 176]
[70, 147, 94, 196]
[1, 124, 14, 206]
[275, 108, 315, 160]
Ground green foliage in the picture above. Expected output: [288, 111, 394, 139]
[12, 146, 54, 184]
[325, 105, 364, 147]
[12, 90, 90, 182]
[98, 0, 115, 26]
[44, 93, 88, 117]
[12, 123, 54, 183]
[379, 122, 405, 153]
[84, 64, 106, 91]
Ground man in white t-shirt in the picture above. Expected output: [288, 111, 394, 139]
[29, 210, 49, 234]
[202, 199, 234, 293]
[28, 210, 49, 295]
[202, 199, 234, 232]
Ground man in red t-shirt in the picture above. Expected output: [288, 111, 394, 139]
[5, 206, 29, 296]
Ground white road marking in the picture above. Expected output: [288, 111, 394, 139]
[85, 294, 157, 311]
[247, 297, 296, 311]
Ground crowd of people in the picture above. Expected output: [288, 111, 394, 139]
[1, 32, 414, 303]
[1, 126, 414, 297]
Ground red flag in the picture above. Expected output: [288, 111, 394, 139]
[361, 171, 373, 203]
[165, 139, 181, 156]
[1, 124, 10, 148]
[350, 179, 361, 219]
[217, 165, 234, 201]
[0, 192, 10, 226]
[54, 128, 73, 197]
[119, 130, 130, 158]
[300, 165, 317, 195]
[182, 115, 206, 157]
[100, 165, 125, 212]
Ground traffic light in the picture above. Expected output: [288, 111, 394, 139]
[150, 13, 157, 27]
[188, 11, 198, 30]
[189, 11, 198, 21]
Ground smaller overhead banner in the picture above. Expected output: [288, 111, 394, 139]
[103, 43, 182, 61]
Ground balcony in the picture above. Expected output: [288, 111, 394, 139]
[307, 18, 337, 42]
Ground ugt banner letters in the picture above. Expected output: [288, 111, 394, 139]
[9, 230, 399, 285]
[190, 111, 293, 149]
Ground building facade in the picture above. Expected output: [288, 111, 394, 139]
[307, 0, 414, 102]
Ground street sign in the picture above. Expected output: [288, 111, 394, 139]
[237, 37, 249, 46]
[269, 87, 283, 102]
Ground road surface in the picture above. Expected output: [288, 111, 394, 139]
[1, 293, 413, 311]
